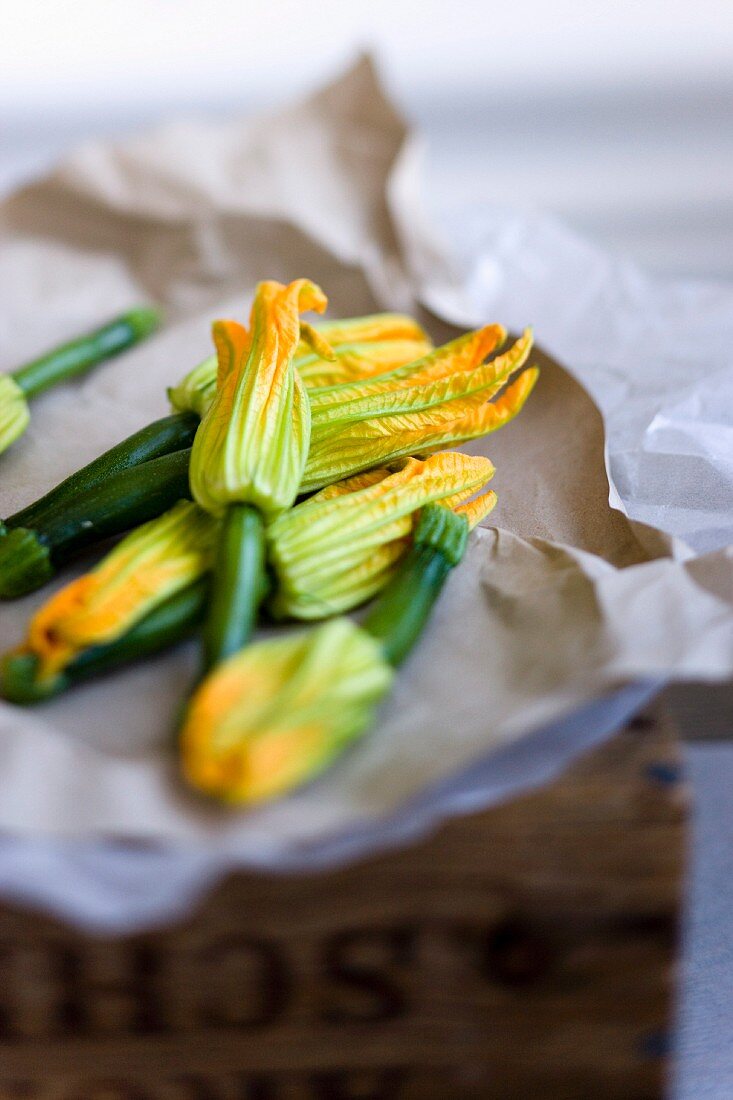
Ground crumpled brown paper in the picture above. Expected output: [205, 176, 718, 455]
[0, 57, 731, 853]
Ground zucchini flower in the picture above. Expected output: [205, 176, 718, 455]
[190, 279, 324, 519]
[301, 326, 539, 491]
[0, 307, 161, 457]
[0, 375, 31, 454]
[181, 617, 394, 804]
[168, 312, 432, 418]
[190, 278, 326, 670]
[1, 500, 215, 701]
[267, 451, 496, 620]
[180, 503, 470, 806]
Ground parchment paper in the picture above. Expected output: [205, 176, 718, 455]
[0, 57, 732, 927]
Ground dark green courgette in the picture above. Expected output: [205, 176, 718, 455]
[8, 414, 197, 531]
[0, 449, 193, 599]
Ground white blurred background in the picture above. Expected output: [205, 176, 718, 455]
[2, 0, 733, 276]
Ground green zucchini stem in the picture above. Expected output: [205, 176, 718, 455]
[363, 504, 469, 667]
[203, 504, 267, 673]
[362, 545, 453, 667]
[11, 307, 162, 399]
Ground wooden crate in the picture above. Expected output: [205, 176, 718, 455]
[0, 705, 685, 1100]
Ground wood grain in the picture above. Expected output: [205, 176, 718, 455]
[0, 705, 685, 1099]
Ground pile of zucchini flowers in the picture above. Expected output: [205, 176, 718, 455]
[0, 280, 538, 806]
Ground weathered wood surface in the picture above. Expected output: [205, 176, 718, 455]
[0, 705, 685, 1099]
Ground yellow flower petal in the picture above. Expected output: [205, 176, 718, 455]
[298, 322, 337, 363]
[308, 325, 512, 418]
[428, 365, 541, 447]
[301, 330, 533, 490]
[213, 318, 251, 390]
[455, 489, 498, 529]
[297, 337, 433, 388]
[307, 313, 429, 348]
